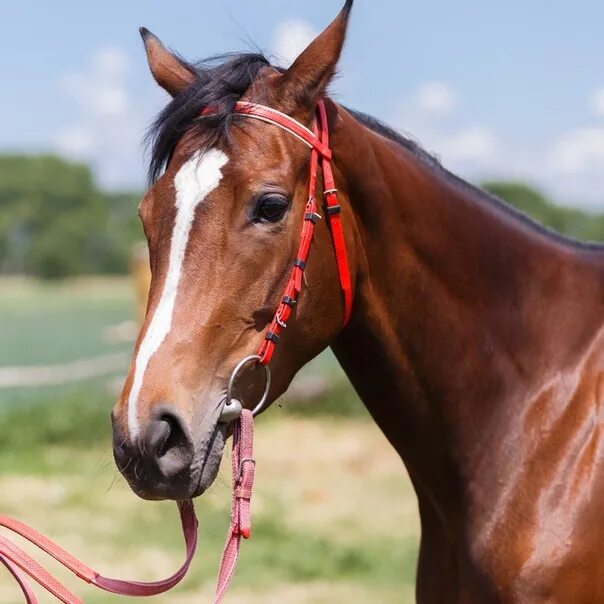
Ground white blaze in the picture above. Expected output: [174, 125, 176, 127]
[127, 148, 229, 439]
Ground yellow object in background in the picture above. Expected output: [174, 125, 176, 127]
[131, 243, 151, 324]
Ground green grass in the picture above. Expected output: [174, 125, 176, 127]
[0, 277, 133, 367]
[0, 392, 418, 604]
[0, 381, 112, 473]
[0, 278, 419, 602]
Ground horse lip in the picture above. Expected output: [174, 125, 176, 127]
[189, 419, 229, 497]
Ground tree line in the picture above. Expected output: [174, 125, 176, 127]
[0, 155, 141, 278]
[0, 154, 602, 279]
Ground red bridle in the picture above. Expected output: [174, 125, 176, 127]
[234, 100, 353, 366]
[0, 100, 351, 603]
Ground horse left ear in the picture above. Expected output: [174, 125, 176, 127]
[277, 0, 353, 112]
[139, 27, 195, 97]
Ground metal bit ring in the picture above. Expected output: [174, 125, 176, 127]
[221, 355, 271, 421]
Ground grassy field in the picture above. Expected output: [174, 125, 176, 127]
[0, 278, 420, 603]
[0, 277, 133, 367]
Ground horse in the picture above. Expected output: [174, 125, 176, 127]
[111, 1, 604, 602]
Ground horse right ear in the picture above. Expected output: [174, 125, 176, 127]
[276, 0, 353, 113]
[139, 28, 195, 97]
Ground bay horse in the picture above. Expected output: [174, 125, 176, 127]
[111, 1, 604, 602]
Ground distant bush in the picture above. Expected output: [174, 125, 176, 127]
[1, 154, 602, 280]
[481, 181, 604, 243]
[0, 155, 142, 279]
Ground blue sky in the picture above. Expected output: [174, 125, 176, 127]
[2, 0, 604, 207]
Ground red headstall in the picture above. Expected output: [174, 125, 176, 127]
[233, 100, 353, 365]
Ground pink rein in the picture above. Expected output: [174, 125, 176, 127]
[0, 98, 349, 603]
[0, 410, 255, 604]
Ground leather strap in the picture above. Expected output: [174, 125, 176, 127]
[0, 413, 256, 604]
[0, 98, 351, 604]
[0, 500, 198, 603]
[214, 409, 255, 602]
[234, 102, 333, 159]
[317, 101, 353, 325]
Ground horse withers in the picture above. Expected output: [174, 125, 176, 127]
[111, 2, 604, 602]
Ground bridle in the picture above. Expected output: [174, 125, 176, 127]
[0, 99, 351, 603]
[220, 99, 353, 421]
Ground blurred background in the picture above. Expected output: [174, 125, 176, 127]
[1, 1, 603, 602]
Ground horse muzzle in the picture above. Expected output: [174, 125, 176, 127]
[112, 404, 226, 500]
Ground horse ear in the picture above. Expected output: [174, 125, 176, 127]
[277, 0, 353, 111]
[139, 28, 195, 97]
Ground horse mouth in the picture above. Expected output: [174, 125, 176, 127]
[114, 410, 229, 502]
[189, 422, 229, 498]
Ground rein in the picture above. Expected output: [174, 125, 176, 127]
[0, 412, 252, 604]
[0, 99, 351, 602]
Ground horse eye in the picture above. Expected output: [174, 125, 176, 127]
[254, 194, 289, 223]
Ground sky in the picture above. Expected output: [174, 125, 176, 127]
[1, 0, 604, 208]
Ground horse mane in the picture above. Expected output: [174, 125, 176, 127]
[144, 52, 495, 205]
[347, 108, 604, 250]
[146, 53, 272, 183]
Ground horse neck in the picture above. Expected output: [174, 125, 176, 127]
[330, 106, 604, 516]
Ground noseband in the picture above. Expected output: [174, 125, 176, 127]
[221, 100, 353, 420]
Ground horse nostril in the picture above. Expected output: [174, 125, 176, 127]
[142, 409, 194, 479]
[146, 418, 171, 457]
[157, 412, 189, 458]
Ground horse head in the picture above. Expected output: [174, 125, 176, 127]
[111, 1, 357, 501]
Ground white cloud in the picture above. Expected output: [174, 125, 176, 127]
[393, 83, 604, 208]
[543, 91, 604, 207]
[550, 127, 604, 174]
[62, 73, 129, 119]
[60, 46, 131, 120]
[271, 19, 317, 67]
[55, 126, 95, 157]
[54, 46, 157, 188]
[93, 47, 129, 79]
[414, 82, 458, 118]
[544, 126, 604, 209]
[394, 82, 499, 175]
[592, 88, 604, 120]
[436, 126, 498, 165]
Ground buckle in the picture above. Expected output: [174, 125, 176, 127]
[304, 212, 322, 224]
[265, 331, 280, 344]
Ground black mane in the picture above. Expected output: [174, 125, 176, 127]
[146, 53, 271, 183]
